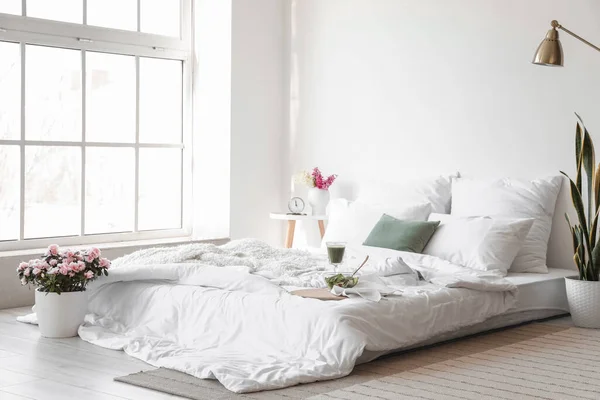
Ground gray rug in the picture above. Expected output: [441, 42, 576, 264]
[115, 368, 244, 399]
[115, 322, 596, 400]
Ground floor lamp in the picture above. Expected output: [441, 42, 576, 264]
[533, 20, 600, 66]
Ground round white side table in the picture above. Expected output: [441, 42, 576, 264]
[269, 213, 328, 248]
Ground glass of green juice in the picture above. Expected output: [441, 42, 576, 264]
[326, 242, 346, 271]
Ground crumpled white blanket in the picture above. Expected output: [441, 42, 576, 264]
[17, 239, 518, 393]
[16, 312, 36, 324]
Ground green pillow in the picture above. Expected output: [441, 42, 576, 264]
[363, 214, 440, 253]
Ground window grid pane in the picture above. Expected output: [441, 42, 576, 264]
[26, 45, 82, 142]
[138, 148, 182, 231]
[0, 28, 186, 244]
[85, 147, 135, 234]
[0, 41, 20, 140]
[0, 0, 22, 15]
[86, 51, 136, 143]
[24, 146, 81, 239]
[139, 57, 183, 144]
[140, 0, 181, 38]
[0, 145, 20, 241]
[27, 0, 83, 24]
[87, 0, 137, 32]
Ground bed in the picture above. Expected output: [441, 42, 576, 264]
[358, 267, 573, 363]
[22, 173, 568, 393]
[72, 240, 573, 393]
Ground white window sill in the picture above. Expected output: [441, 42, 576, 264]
[0, 236, 230, 259]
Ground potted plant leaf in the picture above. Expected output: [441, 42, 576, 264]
[561, 114, 600, 328]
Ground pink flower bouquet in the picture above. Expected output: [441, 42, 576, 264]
[295, 167, 337, 190]
[17, 244, 111, 294]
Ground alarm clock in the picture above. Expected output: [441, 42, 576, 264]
[287, 197, 305, 214]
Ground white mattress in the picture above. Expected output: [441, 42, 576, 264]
[504, 267, 574, 314]
[357, 267, 574, 363]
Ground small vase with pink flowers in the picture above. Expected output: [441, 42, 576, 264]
[295, 167, 337, 216]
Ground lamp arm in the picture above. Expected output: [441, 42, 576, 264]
[554, 21, 600, 53]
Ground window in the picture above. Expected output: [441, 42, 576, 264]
[0, 1, 192, 250]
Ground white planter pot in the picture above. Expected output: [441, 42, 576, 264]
[35, 289, 88, 338]
[565, 277, 600, 328]
[307, 188, 330, 216]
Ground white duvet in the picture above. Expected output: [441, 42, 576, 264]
[69, 239, 517, 393]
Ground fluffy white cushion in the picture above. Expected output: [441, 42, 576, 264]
[356, 173, 458, 214]
[322, 199, 432, 248]
[424, 213, 534, 275]
[451, 176, 562, 273]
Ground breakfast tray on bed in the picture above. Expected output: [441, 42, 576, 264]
[291, 288, 347, 301]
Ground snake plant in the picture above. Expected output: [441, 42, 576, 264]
[561, 114, 600, 281]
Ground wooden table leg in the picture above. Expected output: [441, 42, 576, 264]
[318, 220, 326, 239]
[285, 220, 296, 248]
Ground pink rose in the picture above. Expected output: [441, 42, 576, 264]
[49, 259, 58, 266]
[84, 271, 94, 279]
[69, 272, 75, 277]
[59, 264, 69, 275]
[71, 261, 86, 272]
[24, 268, 30, 277]
[18, 262, 28, 271]
[40, 262, 49, 270]
[86, 247, 101, 261]
[47, 244, 59, 256]
[99, 258, 111, 268]
[32, 268, 41, 275]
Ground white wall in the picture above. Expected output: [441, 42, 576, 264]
[192, 0, 232, 240]
[284, 0, 600, 268]
[193, 0, 285, 244]
[230, 0, 285, 244]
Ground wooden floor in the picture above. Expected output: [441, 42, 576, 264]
[0, 307, 186, 400]
[0, 307, 575, 400]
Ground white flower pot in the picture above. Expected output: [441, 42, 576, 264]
[307, 188, 330, 216]
[565, 277, 600, 328]
[35, 289, 88, 338]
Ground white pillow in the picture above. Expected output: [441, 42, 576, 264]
[424, 213, 534, 275]
[451, 176, 562, 273]
[322, 199, 432, 248]
[356, 173, 458, 214]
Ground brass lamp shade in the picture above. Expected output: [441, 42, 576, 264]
[532, 28, 563, 66]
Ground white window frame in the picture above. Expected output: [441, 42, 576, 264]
[0, 0, 194, 251]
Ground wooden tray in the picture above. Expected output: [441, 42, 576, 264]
[291, 288, 347, 301]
